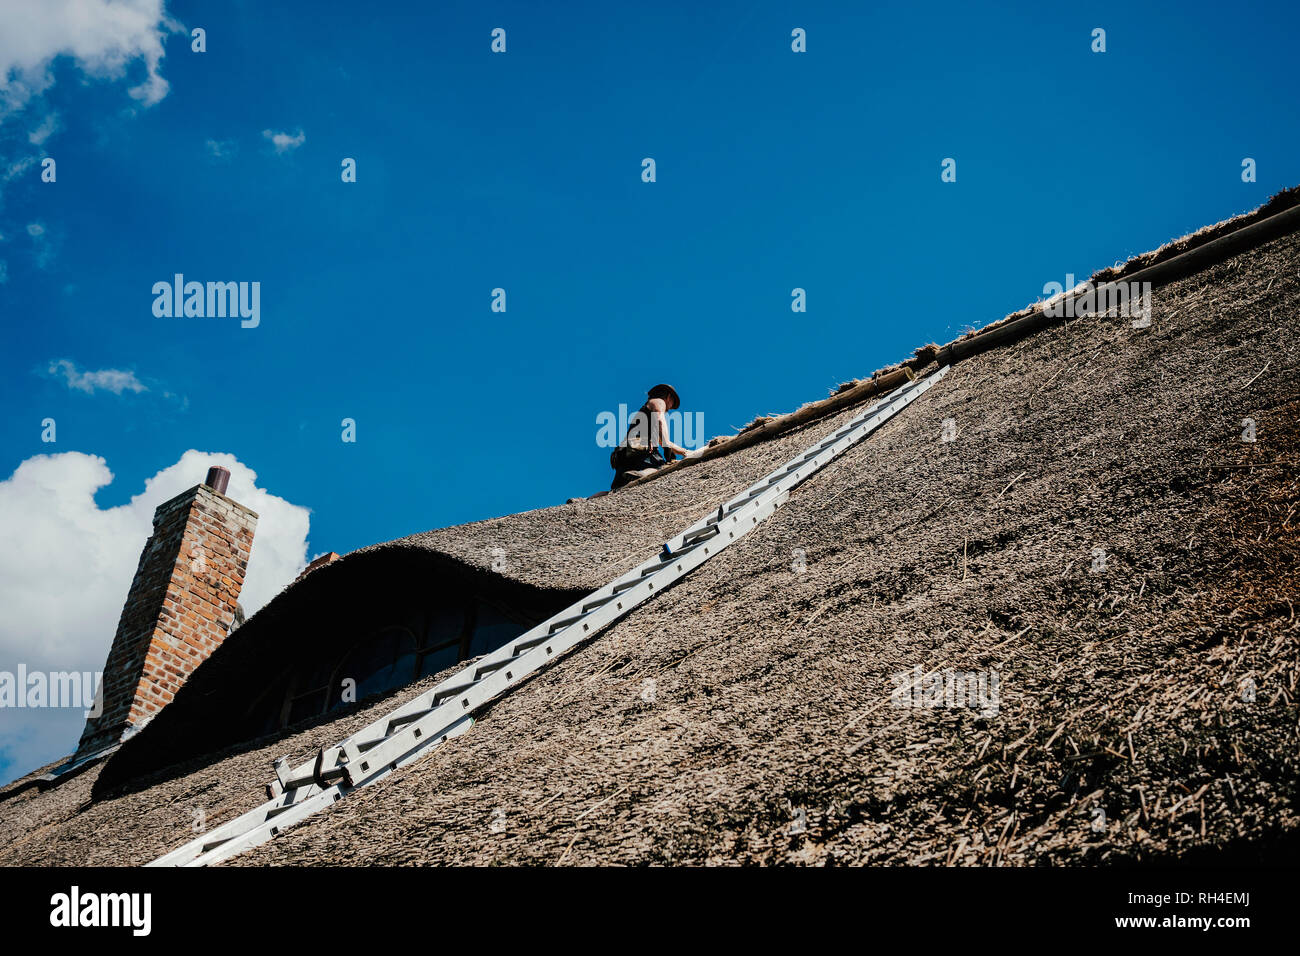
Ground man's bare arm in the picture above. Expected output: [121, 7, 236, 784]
[644, 396, 692, 458]
[653, 405, 690, 458]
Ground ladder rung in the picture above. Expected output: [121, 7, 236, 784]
[669, 538, 707, 559]
[475, 658, 510, 677]
[641, 539, 705, 571]
[388, 707, 434, 731]
[683, 525, 720, 545]
[582, 595, 614, 613]
[433, 679, 479, 702]
[514, 632, 550, 652]
[548, 613, 586, 634]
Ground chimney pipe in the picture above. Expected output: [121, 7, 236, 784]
[205, 465, 231, 496]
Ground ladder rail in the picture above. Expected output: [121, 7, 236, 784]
[147, 367, 947, 866]
[149, 715, 476, 867]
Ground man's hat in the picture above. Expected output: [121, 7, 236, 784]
[648, 383, 680, 409]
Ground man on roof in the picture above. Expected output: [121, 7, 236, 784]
[610, 383, 697, 489]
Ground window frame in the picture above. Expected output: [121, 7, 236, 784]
[260, 595, 535, 731]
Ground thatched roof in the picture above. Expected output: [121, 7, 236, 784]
[2, 197, 1298, 865]
[92, 362, 922, 791]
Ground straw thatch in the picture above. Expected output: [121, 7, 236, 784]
[1, 204, 1297, 866]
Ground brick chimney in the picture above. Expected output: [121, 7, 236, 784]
[76, 465, 257, 757]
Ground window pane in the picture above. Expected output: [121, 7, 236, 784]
[393, 647, 418, 685]
[418, 641, 461, 679]
[247, 673, 292, 735]
[287, 688, 326, 725]
[299, 655, 335, 691]
[421, 605, 466, 651]
[467, 602, 524, 658]
[344, 627, 417, 701]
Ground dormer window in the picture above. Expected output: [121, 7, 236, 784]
[248, 597, 533, 734]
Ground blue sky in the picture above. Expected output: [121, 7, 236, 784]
[1, 0, 1298, 779]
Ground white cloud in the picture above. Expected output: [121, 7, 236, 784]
[0, 0, 178, 122]
[47, 358, 147, 395]
[262, 127, 305, 154]
[0, 3, 178, 257]
[0, 450, 312, 782]
[3, 155, 36, 182]
[24, 219, 57, 268]
[204, 137, 235, 161]
[28, 110, 59, 145]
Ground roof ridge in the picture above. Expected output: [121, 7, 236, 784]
[620, 186, 1300, 492]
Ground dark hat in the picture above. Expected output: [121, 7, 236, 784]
[648, 383, 680, 409]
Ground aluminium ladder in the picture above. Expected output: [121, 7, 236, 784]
[149, 366, 949, 867]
